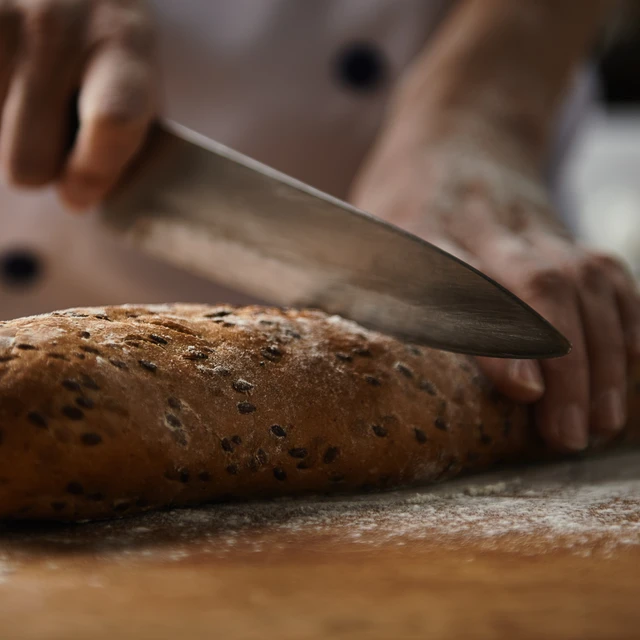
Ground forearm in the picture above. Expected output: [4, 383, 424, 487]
[394, 0, 614, 165]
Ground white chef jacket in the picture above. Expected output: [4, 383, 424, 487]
[0, 0, 594, 320]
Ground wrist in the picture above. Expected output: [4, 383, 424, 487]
[390, 69, 552, 171]
[366, 98, 557, 234]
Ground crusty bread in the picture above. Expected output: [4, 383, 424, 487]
[0, 303, 637, 521]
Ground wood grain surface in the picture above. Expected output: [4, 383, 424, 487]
[0, 450, 638, 640]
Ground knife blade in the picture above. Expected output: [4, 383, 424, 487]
[97, 121, 570, 359]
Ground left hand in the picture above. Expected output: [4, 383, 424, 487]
[350, 110, 640, 453]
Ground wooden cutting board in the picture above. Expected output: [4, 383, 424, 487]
[0, 450, 639, 640]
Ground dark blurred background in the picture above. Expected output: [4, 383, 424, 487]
[598, 21, 640, 107]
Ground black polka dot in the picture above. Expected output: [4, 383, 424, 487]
[1, 249, 43, 287]
[335, 42, 387, 92]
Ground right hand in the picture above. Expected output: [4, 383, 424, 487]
[0, 0, 157, 210]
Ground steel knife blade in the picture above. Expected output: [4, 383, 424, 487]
[97, 121, 570, 359]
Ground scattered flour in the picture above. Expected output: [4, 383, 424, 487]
[0, 451, 639, 579]
[124, 450, 640, 557]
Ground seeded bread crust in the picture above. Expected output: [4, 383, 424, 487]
[0, 303, 638, 521]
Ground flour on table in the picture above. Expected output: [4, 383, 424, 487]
[0, 451, 639, 575]
[121, 450, 640, 557]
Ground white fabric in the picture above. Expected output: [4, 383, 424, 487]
[0, 0, 591, 319]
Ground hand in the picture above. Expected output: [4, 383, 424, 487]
[0, 0, 157, 209]
[350, 112, 640, 453]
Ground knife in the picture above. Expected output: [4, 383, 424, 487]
[97, 121, 570, 359]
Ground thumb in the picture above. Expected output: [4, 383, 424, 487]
[58, 45, 156, 211]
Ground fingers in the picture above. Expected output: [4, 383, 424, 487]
[471, 224, 591, 451]
[475, 357, 545, 403]
[616, 282, 640, 359]
[0, 2, 86, 186]
[471, 221, 547, 403]
[472, 214, 638, 452]
[0, 0, 156, 205]
[477, 243, 636, 453]
[577, 257, 627, 437]
[515, 267, 592, 452]
[57, 43, 155, 210]
[597, 253, 640, 359]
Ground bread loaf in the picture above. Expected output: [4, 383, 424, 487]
[0, 303, 638, 521]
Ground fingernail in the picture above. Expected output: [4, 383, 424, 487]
[556, 404, 588, 451]
[593, 389, 626, 433]
[509, 359, 544, 394]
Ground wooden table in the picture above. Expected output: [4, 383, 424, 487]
[1, 451, 639, 640]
